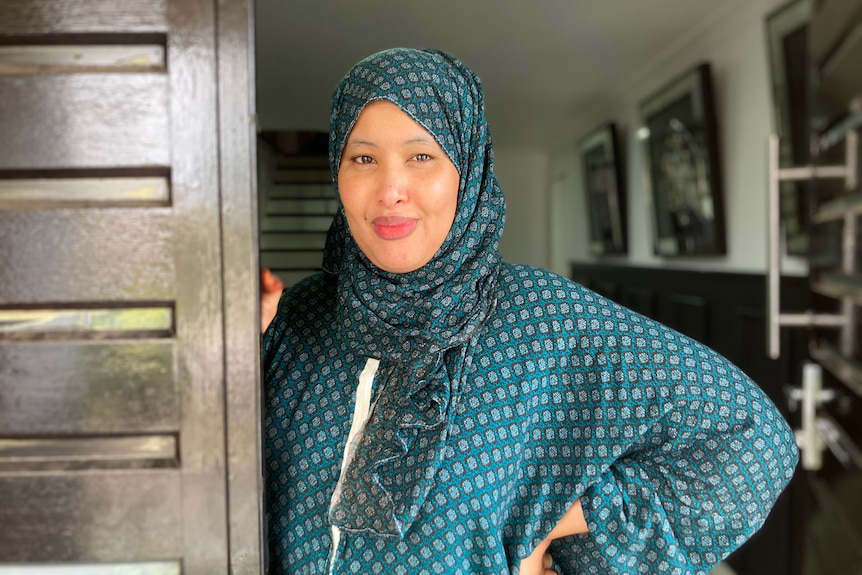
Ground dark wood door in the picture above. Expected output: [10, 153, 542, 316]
[794, 0, 862, 572]
[0, 1, 261, 573]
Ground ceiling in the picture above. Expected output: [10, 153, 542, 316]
[254, 0, 747, 149]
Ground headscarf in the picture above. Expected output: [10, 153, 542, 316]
[323, 48, 506, 538]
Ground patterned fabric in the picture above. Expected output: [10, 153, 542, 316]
[263, 48, 799, 575]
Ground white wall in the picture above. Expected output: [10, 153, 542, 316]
[496, 148, 550, 267]
[548, 0, 807, 278]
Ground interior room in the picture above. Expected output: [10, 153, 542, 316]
[253, 1, 859, 573]
[2, 0, 860, 573]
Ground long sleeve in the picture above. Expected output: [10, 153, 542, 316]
[549, 291, 799, 574]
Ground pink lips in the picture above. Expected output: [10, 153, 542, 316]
[372, 216, 418, 240]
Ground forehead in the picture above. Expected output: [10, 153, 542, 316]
[346, 101, 433, 141]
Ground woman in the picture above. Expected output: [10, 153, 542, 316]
[262, 48, 798, 575]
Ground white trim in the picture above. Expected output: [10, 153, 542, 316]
[328, 357, 380, 575]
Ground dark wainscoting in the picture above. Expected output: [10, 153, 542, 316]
[570, 262, 809, 575]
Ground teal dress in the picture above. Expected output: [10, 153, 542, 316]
[262, 48, 798, 574]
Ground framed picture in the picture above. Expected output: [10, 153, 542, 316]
[580, 122, 627, 255]
[639, 63, 726, 256]
[766, 0, 811, 255]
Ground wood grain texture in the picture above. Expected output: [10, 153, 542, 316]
[167, 0, 230, 571]
[217, 0, 265, 570]
[0, 0, 167, 34]
[0, 74, 169, 169]
[0, 340, 177, 435]
[0, 209, 175, 304]
[0, 471, 182, 562]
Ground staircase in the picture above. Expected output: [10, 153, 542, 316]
[257, 135, 337, 289]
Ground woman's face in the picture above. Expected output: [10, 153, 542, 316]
[337, 100, 460, 274]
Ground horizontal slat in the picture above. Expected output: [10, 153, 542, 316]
[261, 215, 333, 232]
[260, 232, 327, 251]
[0, 470, 182, 562]
[813, 190, 862, 223]
[0, 562, 180, 575]
[0, 176, 170, 208]
[0, 0, 167, 34]
[777, 164, 847, 181]
[818, 15, 862, 78]
[260, 251, 322, 270]
[0, 209, 175, 303]
[0, 45, 165, 72]
[275, 155, 329, 169]
[0, 340, 177, 435]
[0, 435, 177, 471]
[818, 109, 862, 153]
[811, 342, 862, 398]
[813, 272, 862, 304]
[265, 183, 336, 199]
[0, 307, 172, 339]
[270, 270, 318, 288]
[0, 74, 169, 168]
[263, 198, 339, 215]
[272, 169, 332, 184]
[817, 414, 862, 469]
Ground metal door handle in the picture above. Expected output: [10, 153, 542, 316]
[791, 362, 836, 470]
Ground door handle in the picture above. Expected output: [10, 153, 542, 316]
[789, 362, 836, 470]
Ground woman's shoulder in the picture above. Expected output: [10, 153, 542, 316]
[494, 262, 662, 332]
[497, 263, 612, 308]
[272, 272, 335, 326]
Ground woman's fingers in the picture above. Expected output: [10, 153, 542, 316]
[518, 548, 558, 575]
[261, 268, 284, 294]
[260, 268, 284, 333]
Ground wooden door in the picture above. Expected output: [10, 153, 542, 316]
[790, 0, 862, 572]
[0, 1, 261, 573]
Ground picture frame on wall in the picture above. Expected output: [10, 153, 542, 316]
[580, 122, 627, 255]
[639, 62, 726, 256]
[766, 0, 811, 255]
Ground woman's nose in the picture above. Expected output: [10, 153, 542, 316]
[377, 165, 408, 206]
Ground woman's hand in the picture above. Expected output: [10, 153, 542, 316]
[519, 499, 587, 574]
[518, 547, 557, 575]
[260, 268, 284, 333]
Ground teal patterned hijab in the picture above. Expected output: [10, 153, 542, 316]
[323, 48, 505, 361]
[322, 48, 506, 537]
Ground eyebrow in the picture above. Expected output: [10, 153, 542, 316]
[344, 138, 377, 149]
[344, 135, 437, 149]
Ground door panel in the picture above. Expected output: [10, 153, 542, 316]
[0, 0, 260, 572]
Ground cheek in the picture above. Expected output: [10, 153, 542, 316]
[439, 172, 460, 226]
[336, 176, 361, 215]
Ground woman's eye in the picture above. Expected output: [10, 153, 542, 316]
[412, 153, 432, 162]
[354, 155, 374, 164]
